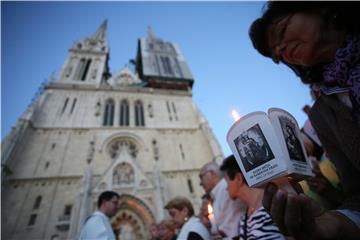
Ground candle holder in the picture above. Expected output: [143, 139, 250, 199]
[227, 108, 313, 189]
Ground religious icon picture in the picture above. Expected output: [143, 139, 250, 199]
[279, 116, 306, 162]
[234, 124, 275, 172]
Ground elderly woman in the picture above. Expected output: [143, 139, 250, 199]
[148, 223, 160, 240]
[165, 197, 210, 240]
[158, 219, 177, 240]
[249, 2, 360, 239]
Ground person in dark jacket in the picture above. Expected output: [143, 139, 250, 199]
[249, 2, 360, 239]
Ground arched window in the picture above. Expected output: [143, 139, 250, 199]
[70, 98, 77, 114]
[119, 100, 129, 126]
[166, 101, 172, 121]
[62, 98, 69, 114]
[33, 196, 42, 210]
[28, 214, 37, 226]
[77, 58, 92, 81]
[81, 59, 92, 81]
[161, 56, 173, 75]
[135, 100, 145, 127]
[179, 144, 185, 160]
[64, 205, 72, 216]
[76, 58, 86, 80]
[187, 179, 194, 193]
[103, 99, 114, 126]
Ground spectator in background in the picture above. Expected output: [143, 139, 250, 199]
[79, 191, 120, 240]
[199, 161, 246, 239]
[158, 219, 177, 240]
[220, 155, 285, 240]
[149, 223, 160, 240]
[165, 197, 210, 240]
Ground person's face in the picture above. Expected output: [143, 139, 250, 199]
[267, 12, 337, 66]
[224, 174, 241, 200]
[158, 221, 175, 240]
[149, 224, 159, 238]
[199, 170, 214, 194]
[103, 196, 119, 218]
[167, 207, 188, 228]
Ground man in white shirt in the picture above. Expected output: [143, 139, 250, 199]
[199, 162, 247, 239]
[79, 191, 120, 240]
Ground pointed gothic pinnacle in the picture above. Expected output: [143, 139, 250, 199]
[93, 19, 108, 41]
[147, 25, 154, 41]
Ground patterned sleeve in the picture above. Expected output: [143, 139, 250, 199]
[239, 207, 285, 240]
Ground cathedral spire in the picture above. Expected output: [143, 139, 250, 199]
[136, 26, 194, 90]
[93, 19, 107, 42]
[147, 25, 154, 41]
[60, 20, 110, 85]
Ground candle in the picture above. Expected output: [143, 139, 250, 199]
[207, 204, 217, 234]
[227, 108, 307, 191]
[231, 110, 240, 122]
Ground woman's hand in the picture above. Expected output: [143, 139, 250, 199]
[262, 183, 328, 239]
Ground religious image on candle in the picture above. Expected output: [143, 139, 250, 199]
[234, 123, 275, 172]
[227, 108, 313, 187]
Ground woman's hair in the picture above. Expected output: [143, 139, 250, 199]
[164, 197, 194, 217]
[220, 155, 248, 186]
[249, 2, 360, 84]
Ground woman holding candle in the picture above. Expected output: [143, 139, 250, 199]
[198, 194, 212, 232]
[164, 197, 210, 240]
[249, 1, 360, 239]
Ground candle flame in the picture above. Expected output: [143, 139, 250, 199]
[231, 110, 240, 122]
[207, 204, 213, 214]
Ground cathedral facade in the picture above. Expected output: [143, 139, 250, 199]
[1, 21, 223, 240]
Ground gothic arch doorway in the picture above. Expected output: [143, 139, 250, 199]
[111, 194, 155, 240]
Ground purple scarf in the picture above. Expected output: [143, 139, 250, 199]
[323, 35, 360, 123]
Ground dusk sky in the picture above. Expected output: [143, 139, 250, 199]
[1, 1, 311, 156]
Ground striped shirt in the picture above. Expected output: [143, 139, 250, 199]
[239, 207, 285, 240]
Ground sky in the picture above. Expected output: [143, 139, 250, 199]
[1, 1, 312, 157]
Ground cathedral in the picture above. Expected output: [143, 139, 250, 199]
[1, 21, 223, 240]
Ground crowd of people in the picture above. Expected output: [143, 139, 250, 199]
[79, 2, 360, 239]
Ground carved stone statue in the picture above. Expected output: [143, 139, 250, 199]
[86, 140, 95, 164]
[113, 163, 134, 185]
[95, 100, 101, 116]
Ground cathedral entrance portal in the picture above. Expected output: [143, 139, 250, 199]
[111, 194, 155, 240]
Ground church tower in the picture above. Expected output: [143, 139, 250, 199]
[1, 21, 223, 240]
[59, 20, 110, 86]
